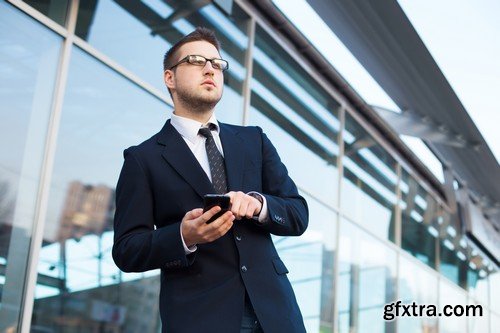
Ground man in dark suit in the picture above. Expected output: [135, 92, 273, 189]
[112, 27, 308, 333]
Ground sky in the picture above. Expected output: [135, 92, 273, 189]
[273, 0, 500, 173]
[397, 0, 500, 162]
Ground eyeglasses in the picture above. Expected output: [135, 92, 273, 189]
[168, 55, 229, 72]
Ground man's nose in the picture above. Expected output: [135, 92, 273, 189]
[202, 61, 215, 76]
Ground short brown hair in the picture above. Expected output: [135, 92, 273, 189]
[163, 27, 221, 72]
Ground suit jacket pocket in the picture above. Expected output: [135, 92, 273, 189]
[272, 257, 289, 275]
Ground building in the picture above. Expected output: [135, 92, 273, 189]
[56, 181, 114, 242]
[0, 0, 498, 332]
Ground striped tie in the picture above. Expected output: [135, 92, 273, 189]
[198, 125, 228, 194]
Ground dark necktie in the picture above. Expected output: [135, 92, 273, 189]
[198, 125, 228, 194]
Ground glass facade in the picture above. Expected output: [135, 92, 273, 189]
[0, 2, 61, 329]
[337, 218, 396, 333]
[439, 279, 468, 333]
[1, 1, 498, 332]
[400, 170, 438, 269]
[398, 255, 438, 333]
[22, 0, 69, 26]
[342, 114, 397, 242]
[30, 46, 168, 331]
[250, 25, 341, 332]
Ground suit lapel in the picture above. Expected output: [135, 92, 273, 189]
[219, 123, 245, 192]
[157, 120, 215, 199]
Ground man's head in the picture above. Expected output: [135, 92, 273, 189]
[163, 27, 226, 115]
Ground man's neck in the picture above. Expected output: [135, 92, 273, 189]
[173, 108, 214, 124]
[172, 98, 215, 124]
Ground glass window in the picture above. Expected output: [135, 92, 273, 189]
[273, 193, 337, 332]
[398, 255, 438, 333]
[30, 47, 168, 332]
[467, 243, 490, 306]
[337, 218, 396, 333]
[490, 267, 500, 314]
[250, 25, 341, 207]
[22, 0, 69, 26]
[468, 298, 490, 333]
[439, 217, 469, 288]
[75, 0, 250, 125]
[491, 312, 500, 333]
[0, 3, 61, 329]
[341, 113, 398, 241]
[439, 279, 468, 333]
[400, 170, 439, 269]
[249, 25, 341, 332]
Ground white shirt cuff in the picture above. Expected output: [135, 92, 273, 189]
[180, 224, 197, 254]
[247, 191, 269, 223]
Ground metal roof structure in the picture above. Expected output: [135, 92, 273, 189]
[303, 0, 500, 228]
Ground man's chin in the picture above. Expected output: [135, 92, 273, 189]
[177, 89, 222, 111]
[198, 92, 222, 105]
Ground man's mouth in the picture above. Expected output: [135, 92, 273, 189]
[202, 80, 216, 87]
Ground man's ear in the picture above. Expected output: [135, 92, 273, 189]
[164, 69, 175, 90]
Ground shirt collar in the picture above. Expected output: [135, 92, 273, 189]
[170, 112, 220, 145]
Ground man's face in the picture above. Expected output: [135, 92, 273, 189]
[165, 41, 224, 110]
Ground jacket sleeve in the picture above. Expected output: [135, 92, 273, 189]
[255, 127, 309, 236]
[112, 148, 195, 273]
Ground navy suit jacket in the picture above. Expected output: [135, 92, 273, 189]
[112, 119, 308, 332]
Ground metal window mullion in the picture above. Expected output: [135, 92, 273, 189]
[395, 163, 402, 247]
[394, 163, 402, 333]
[241, 16, 256, 126]
[437, 274, 442, 333]
[72, 35, 173, 107]
[7, 0, 68, 37]
[332, 105, 345, 333]
[19, 1, 80, 332]
[234, 0, 349, 108]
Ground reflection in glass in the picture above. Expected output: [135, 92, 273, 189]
[468, 298, 490, 333]
[439, 279, 467, 333]
[400, 170, 438, 269]
[22, 0, 69, 26]
[489, 267, 500, 314]
[467, 243, 490, 306]
[30, 46, 168, 332]
[0, 3, 60, 329]
[337, 218, 396, 333]
[398, 255, 438, 333]
[440, 235, 469, 289]
[273, 193, 337, 332]
[491, 312, 500, 333]
[251, 25, 341, 207]
[75, 0, 249, 124]
[341, 113, 397, 241]
[250, 25, 341, 332]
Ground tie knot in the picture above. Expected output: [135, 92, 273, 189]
[198, 124, 216, 139]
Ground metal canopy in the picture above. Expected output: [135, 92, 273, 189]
[306, 0, 500, 227]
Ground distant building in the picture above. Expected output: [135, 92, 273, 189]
[57, 181, 115, 241]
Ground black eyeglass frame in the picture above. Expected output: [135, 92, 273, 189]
[168, 55, 229, 72]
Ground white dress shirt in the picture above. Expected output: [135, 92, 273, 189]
[170, 112, 268, 254]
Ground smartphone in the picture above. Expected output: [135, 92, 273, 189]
[203, 194, 231, 224]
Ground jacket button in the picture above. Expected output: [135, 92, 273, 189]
[236, 235, 242, 241]
[241, 265, 248, 273]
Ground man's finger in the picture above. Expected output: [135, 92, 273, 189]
[197, 206, 222, 224]
[230, 197, 241, 217]
[209, 211, 234, 228]
[210, 212, 235, 237]
[186, 208, 203, 220]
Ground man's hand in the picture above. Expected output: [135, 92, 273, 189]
[227, 191, 262, 220]
[181, 207, 235, 247]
